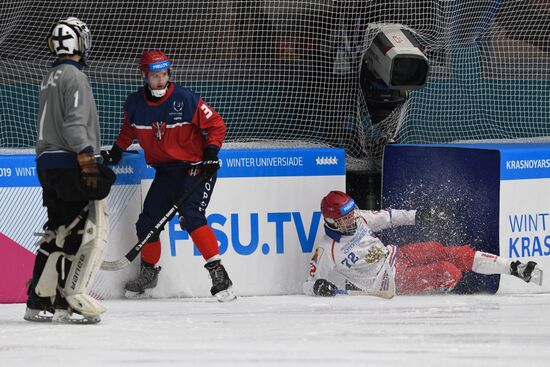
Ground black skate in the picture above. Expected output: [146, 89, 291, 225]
[510, 260, 543, 285]
[23, 289, 54, 323]
[204, 260, 236, 302]
[125, 262, 161, 298]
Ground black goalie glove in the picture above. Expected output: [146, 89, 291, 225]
[101, 144, 123, 165]
[202, 146, 221, 177]
[313, 279, 338, 297]
[416, 207, 452, 225]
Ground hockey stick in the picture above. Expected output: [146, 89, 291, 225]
[335, 289, 394, 299]
[100, 174, 210, 271]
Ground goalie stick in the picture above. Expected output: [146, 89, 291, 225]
[100, 174, 210, 271]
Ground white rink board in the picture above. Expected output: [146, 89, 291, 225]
[0, 148, 345, 302]
[97, 147, 346, 299]
[498, 178, 550, 294]
[383, 143, 550, 295]
[149, 176, 344, 298]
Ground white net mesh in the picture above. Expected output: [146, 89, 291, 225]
[1, 1, 549, 170]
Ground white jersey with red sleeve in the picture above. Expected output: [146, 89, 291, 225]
[303, 209, 416, 296]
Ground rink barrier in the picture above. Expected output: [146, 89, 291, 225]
[0, 148, 345, 303]
[382, 143, 550, 294]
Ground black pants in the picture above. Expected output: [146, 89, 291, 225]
[136, 166, 216, 240]
[38, 168, 89, 232]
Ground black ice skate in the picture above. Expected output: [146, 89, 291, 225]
[23, 289, 54, 322]
[204, 260, 236, 302]
[125, 262, 161, 298]
[510, 260, 543, 286]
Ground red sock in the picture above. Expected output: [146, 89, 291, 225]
[190, 225, 220, 260]
[141, 239, 161, 265]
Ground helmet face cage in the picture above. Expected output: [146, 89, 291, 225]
[139, 50, 172, 97]
[48, 18, 91, 63]
[321, 191, 358, 235]
[333, 209, 358, 234]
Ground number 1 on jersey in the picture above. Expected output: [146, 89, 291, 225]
[38, 101, 47, 140]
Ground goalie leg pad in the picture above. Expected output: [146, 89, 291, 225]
[55, 206, 89, 251]
[62, 200, 109, 317]
[29, 232, 63, 299]
[65, 293, 107, 317]
[33, 206, 90, 299]
[35, 251, 64, 298]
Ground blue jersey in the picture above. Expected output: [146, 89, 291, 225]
[115, 83, 226, 165]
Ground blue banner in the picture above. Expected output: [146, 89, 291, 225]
[0, 148, 346, 187]
[392, 143, 550, 181]
[141, 148, 345, 179]
[0, 155, 40, 187]
[500, 147, 550, 180]
[0, 154, 143, 187]
[220, 148, 345, 178]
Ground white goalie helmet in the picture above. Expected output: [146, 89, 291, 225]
[47, 17, 91, 64]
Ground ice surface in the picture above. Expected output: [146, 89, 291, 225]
[2, 294, 550, 366]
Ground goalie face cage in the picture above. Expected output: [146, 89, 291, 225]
[1, 1, 549, 170]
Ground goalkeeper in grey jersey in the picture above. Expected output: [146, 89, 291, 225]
[24, 17, 115, 324]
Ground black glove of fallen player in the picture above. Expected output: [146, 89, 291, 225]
[202, 146, 221, 177]
[313, 279, 338, 297]
[101, 144, 123, 165]
[416, 207, 452, 225]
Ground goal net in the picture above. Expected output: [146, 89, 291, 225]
[1, 1, 549, 169]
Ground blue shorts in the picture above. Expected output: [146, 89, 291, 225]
[136, 165, 217, 240]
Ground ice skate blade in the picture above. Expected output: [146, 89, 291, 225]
[125, 289, 153, 299]
[51, 309, 101, 325]
[215, 287, 237, 302]
[23, 308, 53, 322]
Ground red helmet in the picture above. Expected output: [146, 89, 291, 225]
[320, 191, 358, 234]
[139, 50, 171, 73]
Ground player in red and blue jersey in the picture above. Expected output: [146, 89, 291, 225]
[102, 50, 235, 301]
